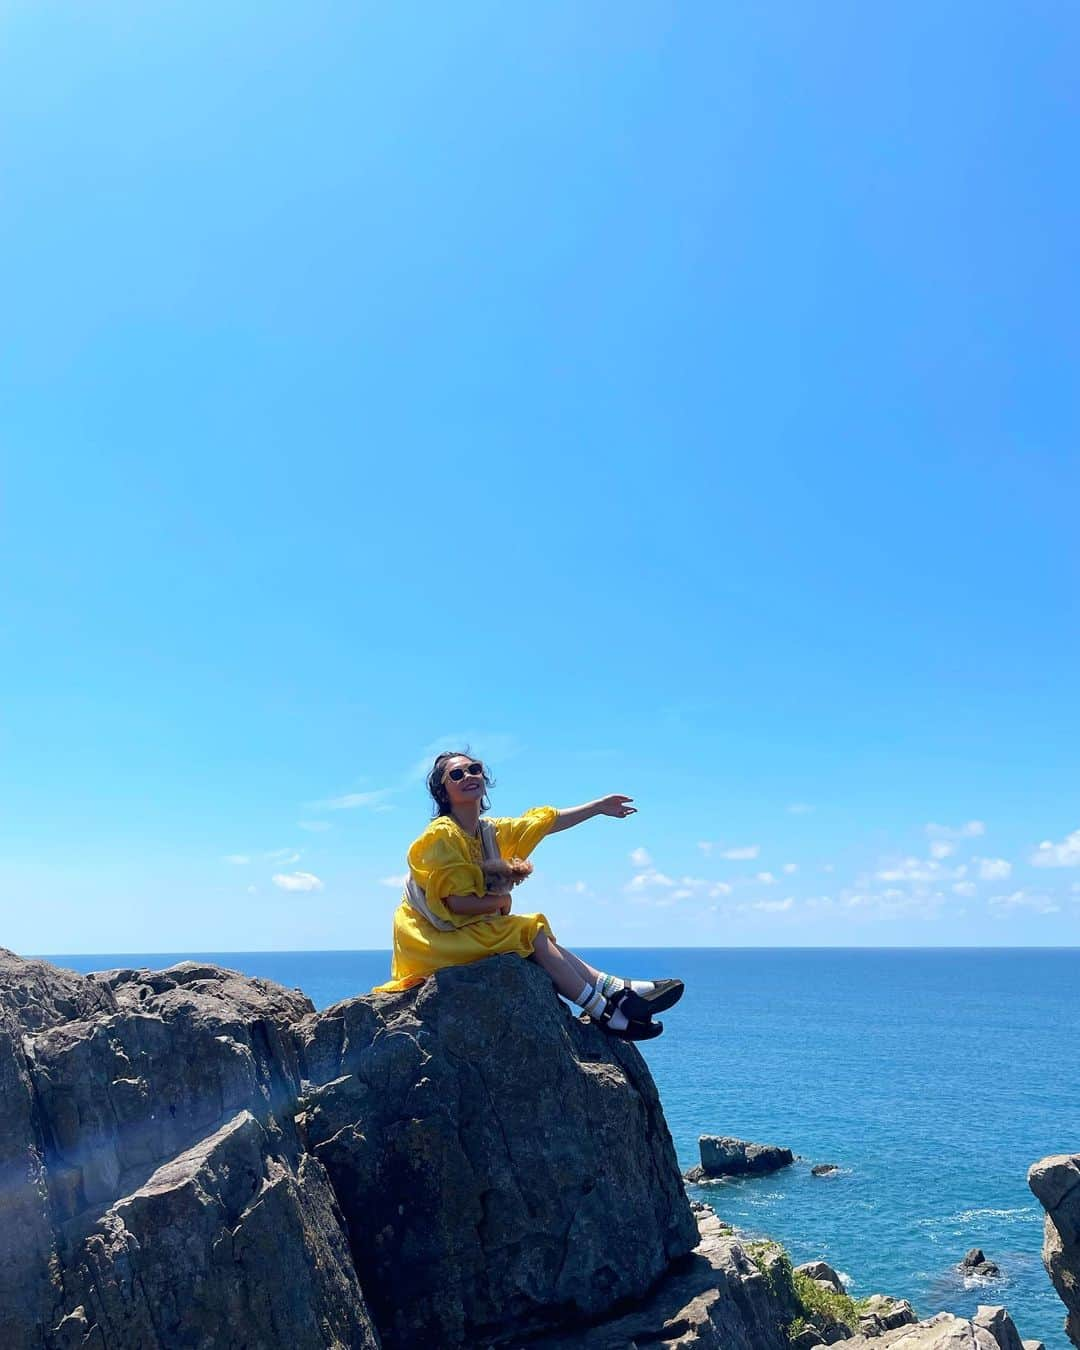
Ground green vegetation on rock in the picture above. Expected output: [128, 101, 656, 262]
[743, 1237, 868, 1342]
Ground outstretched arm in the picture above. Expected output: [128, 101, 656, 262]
[549, 795, 636, 834]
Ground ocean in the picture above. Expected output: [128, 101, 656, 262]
[40, 947, 1080, 1350]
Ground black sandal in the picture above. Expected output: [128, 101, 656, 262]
[607, 978, 685, 1021]
[582, 1011, 664, 1041]
[587, 988, 664, 1041]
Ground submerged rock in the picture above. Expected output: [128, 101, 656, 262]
[961, 1248, 1002, 1279]
[813, 1163, 841, 1177]
[1028, 1152, 1080, 1348]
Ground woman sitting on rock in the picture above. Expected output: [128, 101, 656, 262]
[372, 751, 684, 1040]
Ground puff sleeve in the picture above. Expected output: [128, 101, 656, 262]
[406, 820, 486, 925]
[491, 805, 558, 859]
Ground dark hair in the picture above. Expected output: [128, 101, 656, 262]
[427, 750, 495, 818]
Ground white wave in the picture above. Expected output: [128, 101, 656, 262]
[913, 1206, 1038, 1228]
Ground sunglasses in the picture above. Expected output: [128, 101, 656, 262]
[445, 762, 484, 782]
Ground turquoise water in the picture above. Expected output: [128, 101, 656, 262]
[43, 947, 1079, 1350]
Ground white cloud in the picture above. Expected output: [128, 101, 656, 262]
[630, 847, 652, 868]
[272, 871, 325, 893]
[298, 821, 332, 833]
[755, 871, 777, 885]
[876, 857, 951, 883]
[929, 841, 955, 860]
[672, 889, 693, 901]
[926, 820, 985, 841]
[952, 881, 977, 897]
[626, 869, 676, 891]
[319, 790, 394, 811]
[990, 890, 1059, 915]
[787, 803, 813, 815]
[753, 897, 794, 912]
[821, 863, 835, 873]
[697, 841, 714, 856]
[721, 845, 760, 860]
[1030, 829, 1080, 868]
[709, 882, 733, 897]
[246, 884, 257, 895]
[976, 858, 1012, 881]
[265, 849, 301, 865]
[379, 874, 408, 888]
[223, 855, 250, 865]
[782, 863, 798, 874]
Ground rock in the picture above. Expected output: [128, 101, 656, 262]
[1022, 1340, 1046, 1350]
[0, 947, 377, 1350]
[0, 945, 1041, 1350]
[813, 1164, 841, 1176]
[821, 1326, 854, 1344]
[1028, 1152, 1080, 1348]
[961, 1249, 1002, 1279]
[796, 1260, 845, 1293]
[297, 953, 698, 1348]
[973, 1306, 1025, 1350]
[60, 1109, 376, 1349]
[528, 1213, 796, 1349]
[858, 1295, 918, 1337]
[845, 1309, 1027, 1350]
[697, 1135, 795, 1177]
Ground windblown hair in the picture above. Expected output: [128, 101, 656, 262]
[427, 750, 495, 818]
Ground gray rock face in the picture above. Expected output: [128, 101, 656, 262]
[297, 953, 699, 1348]
[845, 1307, 1027, 1350]
[858, 1296, 918, 1337]
[796, 1261, 846, 1293]
[1028, 1152, 1080, 1347]
[0, 947, 378, 1350]
[692, 1135, 795, 1178]
[529, 1212, 794, 1350]
[813, 1164, 841, 1177]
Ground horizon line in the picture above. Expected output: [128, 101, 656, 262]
[26, 944, 1080, 959]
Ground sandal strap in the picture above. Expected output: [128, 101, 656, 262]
[596, 987, 632, 1024]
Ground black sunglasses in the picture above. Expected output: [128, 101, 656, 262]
[445, 762, 484, 782]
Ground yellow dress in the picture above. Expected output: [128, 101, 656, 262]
[371, 806, 558, 993]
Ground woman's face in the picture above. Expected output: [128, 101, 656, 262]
[442, 755, 486, 809]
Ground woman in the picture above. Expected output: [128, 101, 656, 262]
[372, 752, 684, 1040]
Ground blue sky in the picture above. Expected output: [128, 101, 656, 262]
[2, 2, 1078, 954]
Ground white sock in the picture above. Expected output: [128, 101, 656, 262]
[596, 972, 655, 998]
[573, 981, 629, 1030]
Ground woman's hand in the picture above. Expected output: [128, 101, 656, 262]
[596, 794, 636, 818]
[494, 892, 512, 916]
[482, 857, 533, 885]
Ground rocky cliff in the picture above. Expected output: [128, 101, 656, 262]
[0, 947, 1054, 1350]
[1029, 1153, 1080, 1348]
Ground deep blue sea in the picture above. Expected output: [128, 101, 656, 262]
[41, 947, 1079, 1350]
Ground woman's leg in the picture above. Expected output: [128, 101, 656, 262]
[531, 932, 684, 1026]
[531, 931, 600, 1000]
